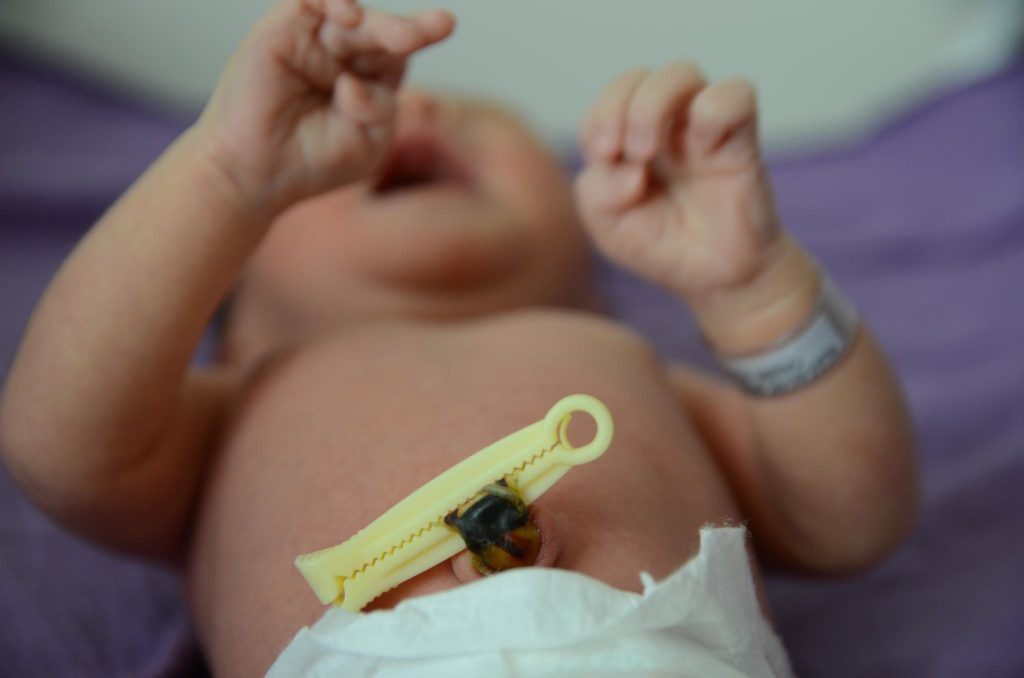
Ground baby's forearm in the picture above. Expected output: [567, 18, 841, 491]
[0, 129, 269, 524]
[693, 241, 918, 572]
[745, 328, 918, 573]
[1, 0, 453, 557]
[574, 60, 917, 572]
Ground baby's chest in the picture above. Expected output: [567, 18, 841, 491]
[236, 312, 662, 435]
[221, 313, 673, 492]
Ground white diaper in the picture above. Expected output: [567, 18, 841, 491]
[267, 526, 793, 677]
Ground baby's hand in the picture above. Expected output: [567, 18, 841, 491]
[196, 0, 454, 217]
[575, 63, 785, 303]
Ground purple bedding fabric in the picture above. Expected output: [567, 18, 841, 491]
[1, 48, 1023, 677]
[0, 54, 206, 678]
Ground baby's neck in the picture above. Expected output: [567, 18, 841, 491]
[219, 289, 602, 374]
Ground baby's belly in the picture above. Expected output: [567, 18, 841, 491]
[185, 310, 743, 677]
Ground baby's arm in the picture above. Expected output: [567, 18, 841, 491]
[0, 0, 453, 560]
[576, 64, 918, 574]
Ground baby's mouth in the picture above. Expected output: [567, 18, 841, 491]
[371, 133, 475, 196]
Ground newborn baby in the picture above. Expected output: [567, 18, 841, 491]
[0, 0, 918, 675]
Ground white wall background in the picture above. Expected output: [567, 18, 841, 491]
[1, 0, 1020, 148]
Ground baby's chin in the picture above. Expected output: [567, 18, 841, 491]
[348, 187, 530, 292]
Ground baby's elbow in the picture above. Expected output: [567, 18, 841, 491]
[0, 387, 30, 483]
[806, 437, 921, 575]
[859, 427, 921, 567]
[1, 404, 52, 509]
[827, 488, 919, 576]
[0, 386, 76, 514]
[767, 429, 920, 576]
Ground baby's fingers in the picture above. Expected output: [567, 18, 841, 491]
[581, 68, 647, 163]
[575, 162, 647, 221]
[334, 71, 396, 125]
[326, 7, 454, 57]
[320, 0, 362, 27]
[623, 61, 705, 162]
[582, 63, 707, 165]
[403, 9, 457, 50]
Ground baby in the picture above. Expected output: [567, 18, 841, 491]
[0, 0, 918, 675]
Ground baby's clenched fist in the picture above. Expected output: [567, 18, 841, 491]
[196, 0, 454, 218]
[575, 63, 784, 303]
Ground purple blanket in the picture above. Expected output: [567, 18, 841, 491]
[2, 50, 1023, 676]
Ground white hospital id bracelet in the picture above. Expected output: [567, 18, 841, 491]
[715, 275, 860, 397]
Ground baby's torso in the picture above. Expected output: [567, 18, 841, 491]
[186, 310, 744, 676]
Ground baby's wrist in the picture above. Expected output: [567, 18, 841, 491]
[689, 237, 824, 355]
[183, 126, 286, 227]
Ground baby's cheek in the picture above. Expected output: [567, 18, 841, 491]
[258, 191, 369, 278]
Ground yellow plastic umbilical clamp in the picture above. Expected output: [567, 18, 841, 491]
[294, 394, 614, 611]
